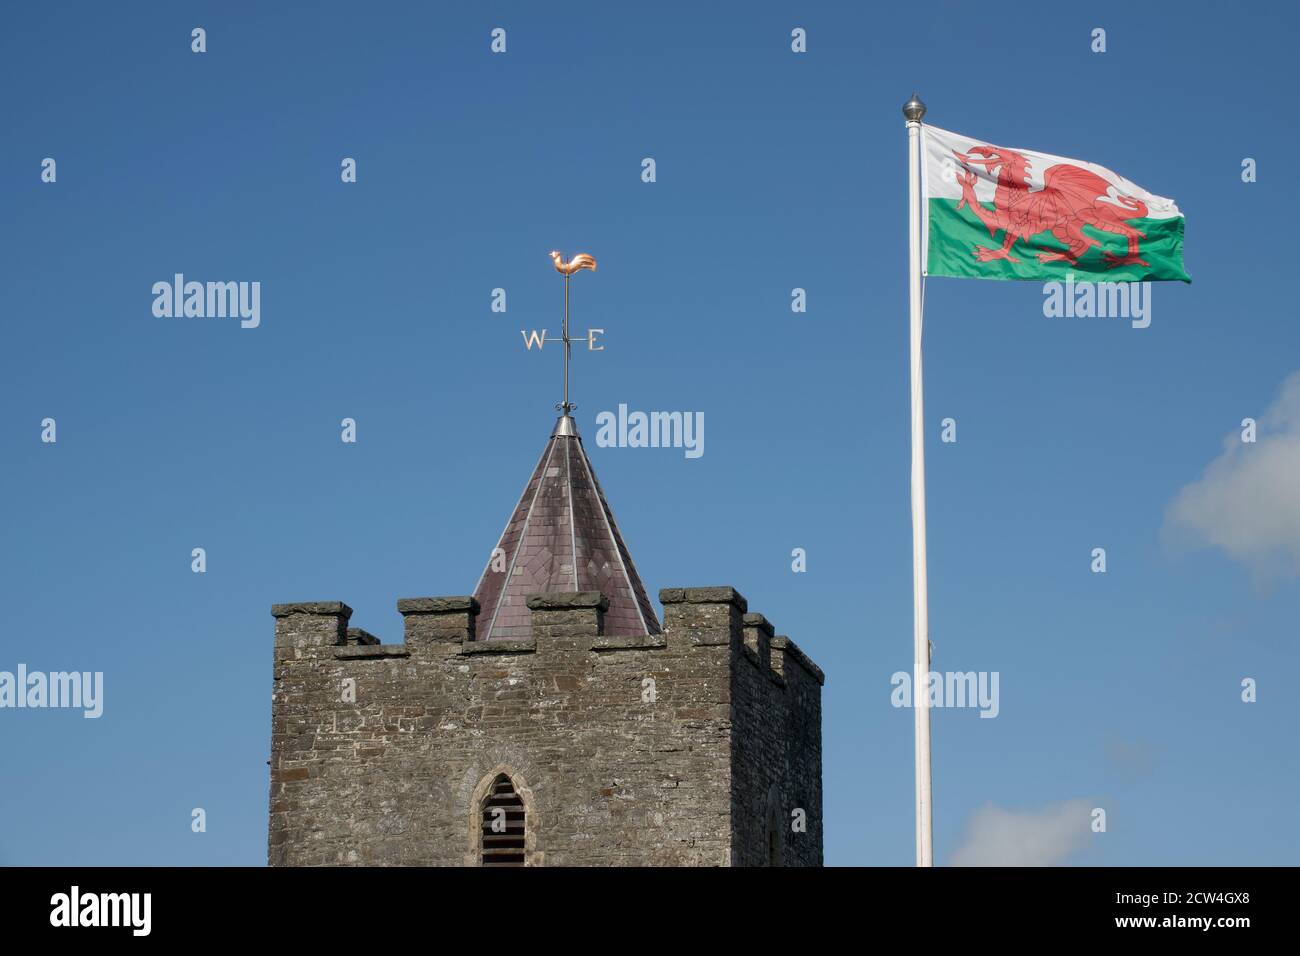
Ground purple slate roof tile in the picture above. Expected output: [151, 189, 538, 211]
[471, 416, 661, 640]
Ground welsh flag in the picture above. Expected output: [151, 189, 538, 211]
[922, 125, 1190, 282]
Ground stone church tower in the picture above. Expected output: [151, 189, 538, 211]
[268, 411, 824, 866]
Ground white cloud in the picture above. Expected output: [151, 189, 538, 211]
[950, 800, 1092, 866]
[1166, 371, 1300, 580]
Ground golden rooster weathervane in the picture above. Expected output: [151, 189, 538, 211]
[549, 250, 597, 417]
[549, 250, 596, 277]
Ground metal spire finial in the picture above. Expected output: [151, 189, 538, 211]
[548, 250, 597, 419]
[902, 92, 926, 123]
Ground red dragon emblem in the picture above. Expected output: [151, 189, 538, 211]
[953, 145, 1149, 269]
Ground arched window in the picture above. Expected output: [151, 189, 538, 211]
[479, 773, 527, 866]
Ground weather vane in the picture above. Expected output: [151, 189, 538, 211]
[537, 250, 602, 418]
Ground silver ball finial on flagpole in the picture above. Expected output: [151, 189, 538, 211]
[902, 92, 926, 123]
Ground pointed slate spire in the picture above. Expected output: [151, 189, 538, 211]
[471, 414, 661, 640]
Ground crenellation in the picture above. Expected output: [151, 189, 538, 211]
[660, 586, 746, 647]
[344, 627, 381, 646]
[398, 595, 478, 646]
[770, 634, 826, 687]
[526, 591, 607, 638]
[272, 602, 351, 650]
[741, 611, 775, 676]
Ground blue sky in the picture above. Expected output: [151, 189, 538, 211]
[2, 1, 1297, 866]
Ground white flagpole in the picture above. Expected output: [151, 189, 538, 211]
[903, 92, 934, 868]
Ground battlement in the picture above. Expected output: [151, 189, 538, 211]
[271, 586, 823, 691]
[269, 583, 823, 866]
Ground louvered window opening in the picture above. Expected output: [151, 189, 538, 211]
[481, 774, 526, 866]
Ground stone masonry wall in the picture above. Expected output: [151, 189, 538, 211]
[268, 587, 822, 866]
[731, 608, 825, 866]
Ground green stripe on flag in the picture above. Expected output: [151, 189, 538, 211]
[926, 199, 1190, 283]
